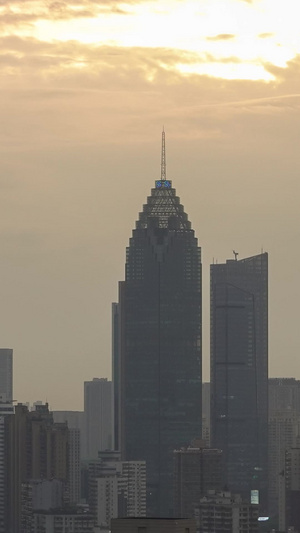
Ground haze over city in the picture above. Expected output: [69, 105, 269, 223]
[1, 0, 300, 409]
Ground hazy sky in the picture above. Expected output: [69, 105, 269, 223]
[1, 0, 300, 409]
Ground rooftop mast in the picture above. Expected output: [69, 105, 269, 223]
[161, 128, 166, 182]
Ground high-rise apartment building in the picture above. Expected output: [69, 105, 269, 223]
[0, 348, 13, 401]
[210, 253, 268, 506]
[5, 403, 69, 533]
[280, 447, 300, 532]
[0, 394, 13, 533]
[53, 410, 84, 463]
[117, 132, 202, 516]
[88, 451, 146, 529]
[268, 411, 300, 517]
[174, 443, 223, 518]
[84, 378, 113, 459]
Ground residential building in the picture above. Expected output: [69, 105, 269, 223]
[210, 253, 268, 507]
[0, 394, 13, 533]
[32, 509, 94, 533]
[88, 451, 146, 529]
[279, 447, 300, 532]
[268, 411, 300, 516]
[5, 403, 68, 533]
[195, 490, 259, 532]
[21, 479, 64, 533]
[118, 131, 202, 516]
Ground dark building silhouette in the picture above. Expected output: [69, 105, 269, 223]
[5, 403, 69, 533]
[173, 442, 223, 518]
[116, 132, 202, 516]
[111, 517, 196, 533]
[210, 253, 268, 508]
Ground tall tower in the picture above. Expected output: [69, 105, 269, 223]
[0, 349, 13, 401]
[118, 132, 202, 516]
[210, 253, 268, 508]
[84, 378, 113, 459]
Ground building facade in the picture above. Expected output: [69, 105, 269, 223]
[195, 491, 259, 533]
[33, 510, 94, 533]
[84, 378, 113, 459]
[268, 411, 300, 517]
[118, 133, 202, 516]
[0, 394, 13, 533]
[210, 253, 268, 507]
[0, 348, 13, 401]
[269, 378, 300, 414]
[111, 517, 196, 533]
[5, 403, 69, 533]
[88, 451, 146, 529]
[174, 443, 223, 518]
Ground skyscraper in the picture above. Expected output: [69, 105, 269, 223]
[210, 253, 268, 507]
[84, 378, 113, 459]
[117, 132, 202, 516]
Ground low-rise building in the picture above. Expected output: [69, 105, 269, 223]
[195, 491, 259, 533]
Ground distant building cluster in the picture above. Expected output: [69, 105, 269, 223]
[3, 135, 300, 532]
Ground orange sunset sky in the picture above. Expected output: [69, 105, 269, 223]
[1, 0, 300, 408]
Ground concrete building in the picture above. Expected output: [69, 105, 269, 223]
[195, 491, 259, 533]
[33, 509, 94, 533]
[88, 451, 146, 529]
[269, 378, 300, 414]
[278, 447, 300, 532]
[52, 410, 83, 503]
[210, 253, 268, 507]
[52, 410, 84, 454]
[0, 393, 13, 533]
[174, 443, 223, 518]
[112, 302, 120, 452]
[5, 403, 69, 533]
[118, 132, 202, 516]
[111, 517, 196, 533]
[268, 411, 300, 517]
[0, 348, 13, 401]
[68, 427, 81, 504]
[21, 479, 64, 533]
[84, 378, 113, 459]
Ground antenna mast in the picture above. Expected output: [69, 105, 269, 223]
[161, 128, 166, 182]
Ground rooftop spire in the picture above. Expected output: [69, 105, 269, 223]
[161, 127, 166, 181]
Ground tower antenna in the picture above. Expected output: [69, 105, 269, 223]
[161, 127, 166, 182]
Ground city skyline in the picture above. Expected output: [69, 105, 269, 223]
[1, 0, 300, 409]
